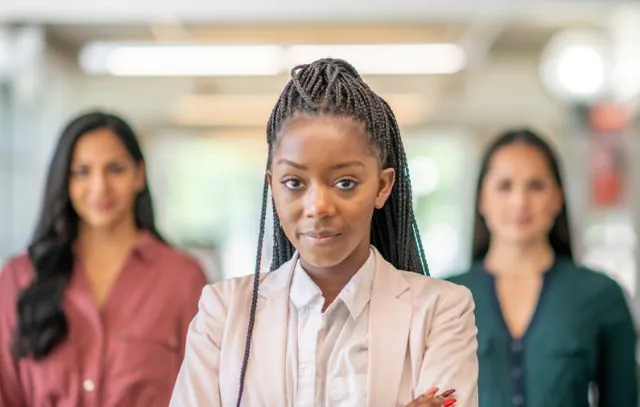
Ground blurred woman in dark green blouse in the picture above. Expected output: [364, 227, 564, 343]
[448, 129, 637, 407]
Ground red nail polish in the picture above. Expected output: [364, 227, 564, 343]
[443, 399, 457, 407]
[440, 389, 456, 398]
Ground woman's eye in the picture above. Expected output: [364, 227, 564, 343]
[496, 180, 511, 192]
[335, 179, 358, 190]
[106, 163, 126, 174]
[71, 167, 90, 177]
[283, 178, 303, 190]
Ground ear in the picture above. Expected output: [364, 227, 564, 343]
[266, 170, 273, 189]
[375, 168, 396, 209]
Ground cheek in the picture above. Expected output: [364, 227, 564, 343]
[344, 188, 379, 225]
[536, 196, 560, 219]
[347, 205, 375, 231]
[271, 188, 300, 227]
[482, 207, 505, 230]
[68, 180, 84, 205]
[479, 191, 504, 220]
[111, 176, 141, 203]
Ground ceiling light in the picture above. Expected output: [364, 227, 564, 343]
[80, 43, 284, 76]
[287, 44, 466, 75]
[79, 42, 466, 77]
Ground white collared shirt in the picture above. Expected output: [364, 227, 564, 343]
[285, 250, 375, 407]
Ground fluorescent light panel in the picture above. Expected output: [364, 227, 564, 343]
[287, 44, 465, 75]
[79, 42, 466, 76]
[81, 43, 283, 76]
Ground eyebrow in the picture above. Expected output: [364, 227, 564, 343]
[276, 159, 365, 170]
[70, 158, 130, 168]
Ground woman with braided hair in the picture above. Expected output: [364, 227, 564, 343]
[170, 58, 478, 407]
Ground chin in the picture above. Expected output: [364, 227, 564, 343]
[297, 247, 351, 270]
[81, 213, 125, 230]
[506, 231, 546, 246]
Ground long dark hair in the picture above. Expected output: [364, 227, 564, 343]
[12, 111, 164, 359]
[235, 58, 428, 406]
[471, 128, 573, 262]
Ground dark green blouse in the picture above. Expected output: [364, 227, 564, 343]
[448, 257, 638, 407]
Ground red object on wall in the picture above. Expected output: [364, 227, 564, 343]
[592, 169, 623, 206]
[588, 102, 629, 133]
[587, 103, 627, 208]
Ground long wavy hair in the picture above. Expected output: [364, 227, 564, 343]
[12, 111, 164, 359]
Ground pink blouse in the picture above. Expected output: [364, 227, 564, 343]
[0, 231, 207, 407]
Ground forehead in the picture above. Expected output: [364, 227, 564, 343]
[72, 129, 129, 161]
[273, 115, 376, 164]
[487, 143, 553, 177]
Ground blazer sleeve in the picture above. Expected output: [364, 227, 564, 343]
[170, 284, 227, 407]
[0, 260, 27, 407]
[418, 284, 479, 406]
[595, 279, 638, 407]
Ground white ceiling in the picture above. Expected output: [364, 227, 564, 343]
[0, 0, 630, 24]
[3, 1, 632, 137]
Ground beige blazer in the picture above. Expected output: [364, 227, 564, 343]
[170, 248, 479, 406]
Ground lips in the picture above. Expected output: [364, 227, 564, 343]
[301, 230, 341, 246]
[304, 230, 340, 238]
[513, 217, 532, 225]
[92, 201, 116, 211]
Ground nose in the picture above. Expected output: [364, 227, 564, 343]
[510, 185, 529, 210]
[89, 170, 110, 194]
[304, 184, 336, 219]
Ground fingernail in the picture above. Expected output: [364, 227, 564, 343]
[425, 386, 439, 396]
[440, 389, 456, 398]
[443, 399, 457, 407]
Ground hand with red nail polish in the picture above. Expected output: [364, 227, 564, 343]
[403, 387, 456, 407]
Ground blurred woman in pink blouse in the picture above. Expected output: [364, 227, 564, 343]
[0, 111, 207, 407]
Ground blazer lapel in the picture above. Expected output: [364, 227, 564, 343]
[249, 254, 298, 406]
[367, 249, 412, 407]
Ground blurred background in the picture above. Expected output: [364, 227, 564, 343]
[1, 0, 639, 308]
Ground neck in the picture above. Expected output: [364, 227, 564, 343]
[300, 244, 371, 310]
[77, 219, 140, 256]
[484, 238, 555, 277]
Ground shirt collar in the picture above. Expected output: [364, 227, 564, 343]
[131, 230, 162, 264]
[71, 229, 161, 265]
[289, 248, 375, 320]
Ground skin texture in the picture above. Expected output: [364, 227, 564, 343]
[268, 115, 395, 309]
[69, 128, 145, 233]
[479, 143, 562, 250]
